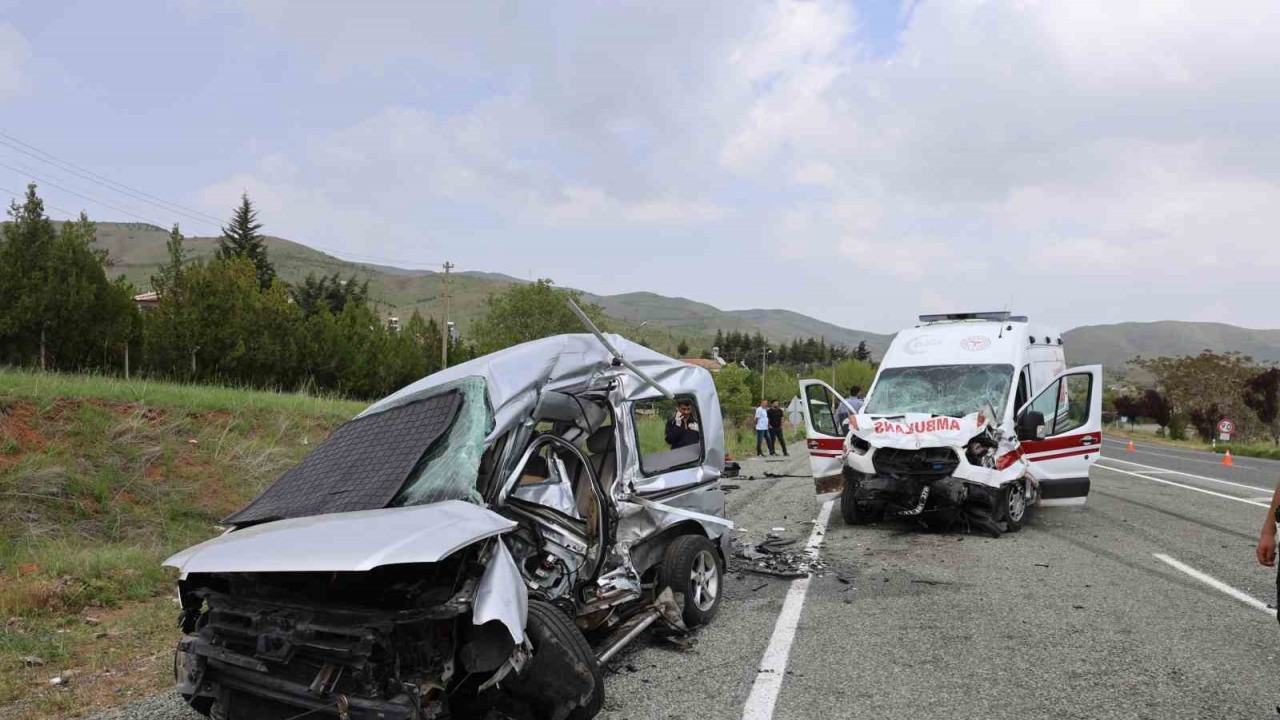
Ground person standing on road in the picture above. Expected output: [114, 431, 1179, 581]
[834, 385, 864, 431]
[1255, 482, 1280, 625]
[753, 400, 774, 456]
[767, 400, 789, 457]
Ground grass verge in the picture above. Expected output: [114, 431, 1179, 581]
[0, 368, 362, 718]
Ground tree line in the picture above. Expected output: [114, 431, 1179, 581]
[1112, 350, 1280, 444]
[0, 182, 873, 406]
[710, 329, 872, 369]
[0, 185, 465, 399]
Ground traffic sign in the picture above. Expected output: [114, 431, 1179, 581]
[1217, 418, 1235, 441]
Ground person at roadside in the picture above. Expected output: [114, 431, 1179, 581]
[754, 399, 774, 456]
[665, 399, 701, 450]
[1255, 482, 1280, 625]
[834, 385, 864, 432]
[767, 400, 789, 457]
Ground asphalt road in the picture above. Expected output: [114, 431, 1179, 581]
[95, 438, 1280, 720]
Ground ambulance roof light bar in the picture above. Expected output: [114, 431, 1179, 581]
[917, 311, 1028, 324]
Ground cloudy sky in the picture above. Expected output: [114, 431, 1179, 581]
[0, 0, 1277, 333]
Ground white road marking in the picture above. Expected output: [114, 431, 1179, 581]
[1101, 456, 1272, 493]
[1038, 496, 1086, 507]
[741, 500, 834, 720]
[1102, 437, 1268, 470]
[1153, 553, 1277, 618]
[1094, 463, 1269, 507]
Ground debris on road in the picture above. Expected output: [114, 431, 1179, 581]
[731, 536, 826, 580]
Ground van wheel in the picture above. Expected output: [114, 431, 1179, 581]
[1001, 481, 1026, 532]
[510, 601, 604, 720]
[659, 535, 723, 627]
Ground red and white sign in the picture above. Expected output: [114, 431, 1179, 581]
[1217, 418, 1235, 440]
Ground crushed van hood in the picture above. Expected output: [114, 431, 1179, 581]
[852, 407, 996, 450]
[164, 500, 516, 577]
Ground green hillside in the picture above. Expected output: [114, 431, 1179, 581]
[85, 222, 1280, 368]
[88, 223, 870, 355]
[1063, 321, 1280, 369]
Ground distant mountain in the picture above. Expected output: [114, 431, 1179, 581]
[1064, 321, 1280, 369]
[727, 309, 894, 357]
[87, 223, 1280, 366]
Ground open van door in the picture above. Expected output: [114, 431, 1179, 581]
[798, 379, 847, 501]
[1017, 365, 1102, 507]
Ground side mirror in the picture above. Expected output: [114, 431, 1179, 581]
[1017, 411, 1046, 441]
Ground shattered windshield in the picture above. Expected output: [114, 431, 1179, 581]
[863, 364, 1013, 418]
[392, 376, 493, 507]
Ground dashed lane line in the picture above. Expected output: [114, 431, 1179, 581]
[1153, 553, 1277, 618]
[1094, 463, 1268, 508]
[1101, 456, 1274, 493]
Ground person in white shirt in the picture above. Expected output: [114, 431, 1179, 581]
[753, 400, 774, 456]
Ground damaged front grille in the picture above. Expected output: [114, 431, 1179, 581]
[188, 589, 459, 709]
[871, 447, 959, 482]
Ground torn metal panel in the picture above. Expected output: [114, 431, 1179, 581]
[360, 334, 714, 444]
[472, 539, 528, 645]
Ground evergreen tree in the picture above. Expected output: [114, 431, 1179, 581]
[292, 272, 370, 317]
[217, 193, 275, 290]
[854, 340, 871, 362]
[0, 188, 136, 371]
[677, 339, 690, 356]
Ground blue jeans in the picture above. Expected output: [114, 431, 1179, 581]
[757, 429, 775, 455]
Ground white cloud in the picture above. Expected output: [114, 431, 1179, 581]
[0, 23, 31, 101]
[196, 0, 1280, 330]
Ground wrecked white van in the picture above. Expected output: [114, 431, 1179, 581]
[800, 312, 1101, 536]
[165, 331, 731, 719]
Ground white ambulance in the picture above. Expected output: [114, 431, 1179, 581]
[799, 312, 1101, 536]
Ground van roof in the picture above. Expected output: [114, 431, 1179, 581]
[881, 320, 1063, 368]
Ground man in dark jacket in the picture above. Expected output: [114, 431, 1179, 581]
[767, 400, 788, 456]
[665, 399, 701, 449]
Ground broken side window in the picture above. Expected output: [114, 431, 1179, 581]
[632, 395, 704, 476]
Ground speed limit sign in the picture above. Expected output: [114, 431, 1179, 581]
[1217, 418, 1235, 441]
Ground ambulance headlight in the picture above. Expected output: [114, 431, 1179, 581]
[848, 436, 871, 455]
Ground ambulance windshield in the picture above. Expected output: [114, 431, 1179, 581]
[863, 364, 1013, 418]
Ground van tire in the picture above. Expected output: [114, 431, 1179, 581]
[1001, 481, 1026, 532]
[659, 534, 723, 627]
[513, 601, 604, 720]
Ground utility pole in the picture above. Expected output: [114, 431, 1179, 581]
[441, 261, 454, 369]
[760, 347, 771, 400]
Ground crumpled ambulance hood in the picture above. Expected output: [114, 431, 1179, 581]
[851, 406, 996, 451]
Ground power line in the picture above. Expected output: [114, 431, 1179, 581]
[0, 184, 80, 219]
[0, 130, 452, 273]
[0, 131, 225, 227]
[0, 160, 172, 227]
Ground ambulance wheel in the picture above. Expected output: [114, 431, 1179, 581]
[840, 479, 867, 525]
[1001, 481, 1026, 532]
